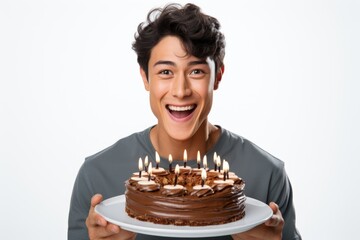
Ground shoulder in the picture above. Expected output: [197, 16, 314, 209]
[220, 127, 284, 170]
[219, 128, 288, 201]
[74, 127, 153, 198]
[85, 127, 151, 165]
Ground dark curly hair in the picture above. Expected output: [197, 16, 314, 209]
[132, 3, 225, 79]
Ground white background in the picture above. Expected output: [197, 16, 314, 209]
[1, 0, 359, 239]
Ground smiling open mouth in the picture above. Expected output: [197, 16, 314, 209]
[166, 104, 196, 119]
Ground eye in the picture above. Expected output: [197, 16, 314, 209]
[189, 69, 207, 79]
[190, 69, 204, 75]
[159, 69, 172, 75]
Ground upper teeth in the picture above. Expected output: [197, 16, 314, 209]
[168, 105, 195, 111]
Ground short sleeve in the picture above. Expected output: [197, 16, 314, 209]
[268, 165, 302, 240]
[68, 162, 93, 240]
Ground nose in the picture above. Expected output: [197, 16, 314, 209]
[171, 73, 192, 98]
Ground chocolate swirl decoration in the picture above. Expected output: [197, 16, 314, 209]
[161, 187, 187, 196]
[211, 183, 233, 192]
[233, 177, 245, 186]
[152, 170, 169, 176]
[136, 182, 160, 192]
[190, 188, 214, 197]
[128, 179, 138, 186]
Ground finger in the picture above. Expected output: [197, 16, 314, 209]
[91, 193, 104, 208]
[88, 224, 120, 239]
[94, 224, 135, 239]
[265, 202, 283, 227]
[87, 194, 106, 227]
[105, 223, 120, 234]
[265, 214, 281, 227]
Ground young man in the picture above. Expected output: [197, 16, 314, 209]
[68, 3, 301, 240]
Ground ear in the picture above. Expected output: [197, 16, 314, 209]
[213, 65, 224, 90]
[140, 67, 150, 91]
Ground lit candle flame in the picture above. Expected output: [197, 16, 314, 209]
[155, 151, 160, 169]
[223, 160, 229, 172]
[197, 150, 201, 169]
[183, 149, 187, 168]
[168, 154, 173, 172]
[175, 164, 180, 175]
[224, 160, 230, 179]
[144, 156, 149, 167]
[216, 155, 221, 172]
[213, 152, 218, 171]
[213, 152, 217, 164]
[155, 151, 160, 163]
[203, 155, 207, 169]
[138, 157, 143, 171]
[148, 162, 153, 181]
[216, 155, 221, 167]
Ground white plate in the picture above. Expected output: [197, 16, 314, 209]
[95, 195, 272, 238]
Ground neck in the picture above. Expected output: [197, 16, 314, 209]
[150, 121, 220, 161]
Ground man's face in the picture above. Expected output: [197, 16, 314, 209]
[141, 36, 218, 141]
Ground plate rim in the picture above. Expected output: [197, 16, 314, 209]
[95, 194, 272, 238]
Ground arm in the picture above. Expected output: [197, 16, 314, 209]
[68, 162, 136, 240]
[232, 161, 301, 240]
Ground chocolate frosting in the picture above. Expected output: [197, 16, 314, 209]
[125, 170, 246, 226]
[161, 187, 187, 196]
[190, 187, 214, 197]
[135, 183, 160, 192]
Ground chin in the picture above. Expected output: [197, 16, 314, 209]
[166, 125, 196, 141]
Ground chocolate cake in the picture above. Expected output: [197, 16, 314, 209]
[125, 166, 246, 226]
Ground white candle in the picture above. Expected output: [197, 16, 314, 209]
[214, 179, 234, 185]
[138, 180, 157, 186]
[131, 176, 148, 181]
[193, 185, 211, 190]
[164, 184, 184, 190]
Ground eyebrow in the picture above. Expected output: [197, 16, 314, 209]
[153, 60, 175, 67]
[153, 59, 208, 67]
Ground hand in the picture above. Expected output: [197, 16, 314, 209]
[86, 194, 137, 240]
[232, 202, 284, 240]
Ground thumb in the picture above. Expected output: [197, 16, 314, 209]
[265, 202, 283, 227]
[88, 194, 107, 227]
[91, 194, 103, 208]
[269, 202, 279, 213]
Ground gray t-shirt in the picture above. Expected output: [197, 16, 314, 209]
[68, 126, 301, 239]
